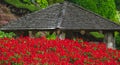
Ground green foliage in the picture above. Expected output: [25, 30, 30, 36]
[4, 0, 48, 11]
[23, 0, 31, 4]
[90, 32, 104, 38]
[116, 11, 120, 22]
[46, 32, 56, 40]
[68, 0, 98, 15]
[35, 32, 41, 38]
[115, 32, 120, 50]
[115, 0, 120, 11]
[11, 62, 23, 65]
[47, 0, 64, 5]
[0, 31, 16, 38]
[36, 0, 48, 8]
[95, 0, 118, 23]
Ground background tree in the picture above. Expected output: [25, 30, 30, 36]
[115, 0, 120, 11]
[68, 0, 98, 13]
[47, 0, 64, 5]
[96, 0, 118, 23]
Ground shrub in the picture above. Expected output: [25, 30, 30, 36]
[4, 0, 48, 11]
[46, 32, 56, 40]
[0, 31, 16, 38]
[115, 32, 120, 50]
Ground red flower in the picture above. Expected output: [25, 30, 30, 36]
[0, 37, 120, 65]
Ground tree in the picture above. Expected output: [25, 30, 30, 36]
[47, 0, 64, 5]
[95, 0, 118, 22]
[115, 0, 120, 11]
[68, 0, 98, 13]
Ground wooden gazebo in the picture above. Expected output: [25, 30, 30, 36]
[1, 1, 120, 49]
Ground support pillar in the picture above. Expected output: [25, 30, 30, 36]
[56, 29, 65, 40]
[29, 31, 34, 38]
[104, 32, 115, 49]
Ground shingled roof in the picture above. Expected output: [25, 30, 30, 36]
[0, 1, 120, 31]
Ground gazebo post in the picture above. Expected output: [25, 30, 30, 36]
[104, 31, 115, 49]
[29, 31, 34, 38]
[56, 29, 65, 40]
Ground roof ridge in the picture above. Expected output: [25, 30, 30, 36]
[56, 2, 67, 28]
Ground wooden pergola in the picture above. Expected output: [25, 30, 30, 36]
[1, 1, 120, 49]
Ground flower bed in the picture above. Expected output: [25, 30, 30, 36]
[0, 37, 120, 65]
